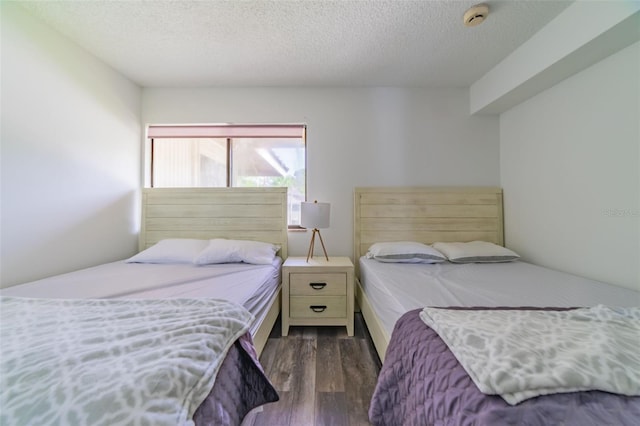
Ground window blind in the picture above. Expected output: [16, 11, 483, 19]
[147, 124, 305, 139]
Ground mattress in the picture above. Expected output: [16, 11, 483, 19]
[359, 257, 640, 337]
[1, 258, 282, 336]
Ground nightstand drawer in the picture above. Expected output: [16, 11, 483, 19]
[290, 273, 346, 296]
[290, 296, 346, 318]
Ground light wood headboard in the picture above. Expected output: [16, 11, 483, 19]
[354, 187, 503, 272]
[140, 187, 288, 259]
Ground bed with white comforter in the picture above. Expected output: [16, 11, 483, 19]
[362, 259, 640, 426]
[0, 249, 283, 425]
[0, 296, 257, 425]
[353, 186, 640, 425]
[1, 187, 289, 425]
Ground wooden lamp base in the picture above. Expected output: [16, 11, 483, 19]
[306, 228, 329, 262]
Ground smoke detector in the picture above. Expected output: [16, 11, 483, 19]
[463, 4, 489, 27]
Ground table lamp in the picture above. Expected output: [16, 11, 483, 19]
[301, 200, 330, 262]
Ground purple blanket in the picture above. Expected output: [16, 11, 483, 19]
[369, 309, 640, 426]
[194, 333, 278, 425]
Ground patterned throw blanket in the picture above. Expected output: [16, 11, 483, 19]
[420, 305, 640, 405]
[0, 296, 254, 425]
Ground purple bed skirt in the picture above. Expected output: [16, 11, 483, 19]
[369, 308, 640, 426]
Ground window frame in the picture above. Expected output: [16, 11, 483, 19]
[146, 124, 307, 229]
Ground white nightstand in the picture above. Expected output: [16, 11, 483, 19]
[281, 256, 354, 337]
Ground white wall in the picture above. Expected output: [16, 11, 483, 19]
[1, 3, 142, 287]
[500, 41, 640, 291]
[143, 87, 500, 258]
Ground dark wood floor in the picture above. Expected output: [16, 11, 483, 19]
[243, 313, 382, 426]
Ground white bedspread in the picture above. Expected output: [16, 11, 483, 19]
[420, 305, 640, 405]
[0, 296, 253, 425]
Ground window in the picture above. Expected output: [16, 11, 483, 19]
[147, 124, 306, 227]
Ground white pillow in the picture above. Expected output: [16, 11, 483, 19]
[126, 239, 208, 264]
[194, 239, 280, 265]
[432, 241, 520, 263]
[366, 241, 446, 264]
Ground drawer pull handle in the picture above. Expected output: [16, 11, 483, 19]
[310, 305, 327, 313]
[309, 282, 327, 290]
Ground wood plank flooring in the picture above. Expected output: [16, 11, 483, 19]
[243, 313, 382, 426]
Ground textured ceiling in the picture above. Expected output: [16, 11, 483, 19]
[16, 0, 573, 88]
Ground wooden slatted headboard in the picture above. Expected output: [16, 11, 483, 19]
[140, 187, 288, 259]
[353, 187, 503, 273]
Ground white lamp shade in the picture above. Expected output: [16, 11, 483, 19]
[301, 202, 330, 229]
